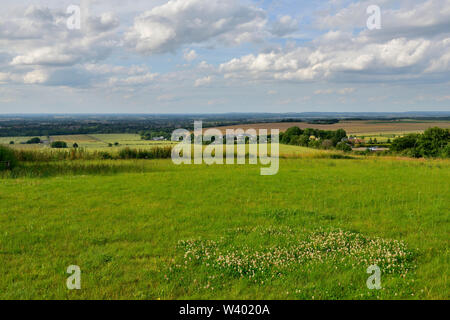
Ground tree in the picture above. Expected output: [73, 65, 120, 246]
[51, 141, 68, 148]
[9, 141, 14, 145]
[0, 145, 18, 170]
[114, 142, 119, 146]
[26, 137, 41, 144]
[336, 142, 352, 152]
[442, 142, 450, 158]
[298, 135, 310, 147]
[281, 127, 303, 144]
[333, 129, 347, 145]
[73, 143, 79, 148]
[417, 127, 450, 157]
[390, 134, 419, 152]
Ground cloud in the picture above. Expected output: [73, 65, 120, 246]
[157, 94, 176, 102]
[220, 0, 450, 85]
[314, 88, 355, 95]
[108, 72, 158, 86]
[23, 69, 49, 84]
[11, 47, 80, 66]
[184, 49, 198, 62]
[0, 5, 121, 88]
[317, 0, 450, 39]
[270, 15, 298, 37]
[195, 75, 213, 87]
[124, 0, 266, 54]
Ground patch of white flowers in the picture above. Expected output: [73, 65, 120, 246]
[177, 229, 415, 280]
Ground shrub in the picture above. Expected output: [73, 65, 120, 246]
[441, 143, 450, 158]
[417, 127, 450, 157]
[321, 139, 334, 149]
[390, 134, 419, 152]
[9, 141, 14, 145]
[26, 137, 41, 144]
[390, 128, 450, 158]
[0, 145, 18, 170]
[51, 141, 68, 148]
[336, 142, 352, 152]
[73, 143, 79, 148]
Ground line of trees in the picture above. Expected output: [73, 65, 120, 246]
[390, 127, 449, 158]
[280, 127, 351, 151]
[140, 130, 172, 141]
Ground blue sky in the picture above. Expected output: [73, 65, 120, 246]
[0, 0, 449, 113]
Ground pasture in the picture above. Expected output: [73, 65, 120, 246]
[0, 155, 448, 300]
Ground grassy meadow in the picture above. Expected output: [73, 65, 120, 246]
[0, 150, 449, 299]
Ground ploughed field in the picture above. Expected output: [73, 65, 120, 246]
[213, 120, 450, 135]
[0, 156, 449, 299]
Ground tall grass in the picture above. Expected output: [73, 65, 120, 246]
[13, 146, 173, 162]
[0, 160, 160, 178]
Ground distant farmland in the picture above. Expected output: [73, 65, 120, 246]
[213, 120, 450, 135]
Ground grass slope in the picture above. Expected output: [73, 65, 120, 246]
[0, 158, 448, 299]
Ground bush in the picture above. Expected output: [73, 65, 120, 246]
[26, 137, 41, 144]
[417, 127, 450, 157]
[336, 142, 352, 152]
[321, 139, 334, 149]
[51, 141, 68, 148]
[9, 141, 14, 145]
[390, 128, 449, 158]
[441, 143, 450, 158]
[0, 145, 18, 170]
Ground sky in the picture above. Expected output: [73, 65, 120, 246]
[0, 0, 449, 114]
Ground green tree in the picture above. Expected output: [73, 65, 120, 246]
[333, 129, 347, 145]
[391, 134, 419, 152]
[417, 127, 450, 157]
[441, 142, 450, 158]
[298, 135, 310, 147]
[336, 142, 352, 152]
[281, 127, 302, 144]
[51, 141, 67, 148]
[26, 137, 41, 144]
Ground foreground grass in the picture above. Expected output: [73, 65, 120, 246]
[0, 157, 448, 299]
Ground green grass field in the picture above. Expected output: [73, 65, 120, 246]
[0, 155, 448, 300]
[2, 134, 174, 151]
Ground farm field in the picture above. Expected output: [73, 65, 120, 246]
[0, 156, 448, 300]
[214, 120, 450, 135]
[2, 134, 174, 151]
[1, 134, 331, 158]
